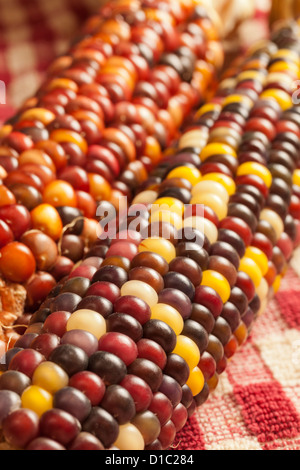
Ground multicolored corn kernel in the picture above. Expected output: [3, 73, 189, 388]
[0, 0, 222, 299]
[1, 12, 300, 453]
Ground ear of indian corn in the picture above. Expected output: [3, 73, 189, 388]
[0, 0, 223, 314]
[0, 10, 300, 452]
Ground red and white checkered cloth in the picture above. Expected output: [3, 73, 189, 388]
[175, 251, 300, 450]
[1, 0, 300, 451]
[0, 0, 101, 122]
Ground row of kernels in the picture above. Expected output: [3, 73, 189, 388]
[0, 0, 223, 297]
[2, 19, 300, 452]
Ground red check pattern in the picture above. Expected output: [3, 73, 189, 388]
[0, 0, 100, 121]
[1, 0, 300, 452]
[175, 253, 300, 450]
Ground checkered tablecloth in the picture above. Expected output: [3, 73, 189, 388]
[0, 0, 100, 121]
[0, 0, 300, 452]
[175, 250, 300, 450]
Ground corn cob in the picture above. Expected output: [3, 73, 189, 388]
[0, 0, 223, 318]
[0, 18, 300, 450]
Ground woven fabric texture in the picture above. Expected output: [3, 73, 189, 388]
[0, 0, 300, 451]
[0, 0, 100, 119]
[175, 249, 300, 450]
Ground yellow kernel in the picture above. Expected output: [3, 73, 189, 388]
[272, 274, 282, 294]
[260, 89, 293, 111]
[239, 257, 263, 288]
[172, 335, 200, 370]
[273, 48, 300, 64]
[186, 367, 205, 396]
[201, 269, 231, 303]
[245, 246, 269, 276]
[201, 173, 236, 195]
[293, 169, 300, 187]
[237, 70, 266, 84]
[180, 136, 208, 151]
[178, 129, 208, 149]
[149, 210, 183, 230]
[21, 385, 53, 417]
[166, 166, 201, 186]
[151, 303, 184, 336]
[183, 215, 218, 244]
[66, 309, 107, 340]
[132, 190, 158, 205]
[260, 208, 284, 241]
[152, 197, 185, 216]
[19, 108, 56, 125]
[190, 193, 227, 220]
[121, 280, 158, 307]
[138, 237, 176, 264]
[191, 180, 229, 203]
[113, 423, 145, 450]
[268, 60, 299, 76]
[0, 125, 13, 140]
[32, 362, 69, 394]
[30, 203, 63, 241]
[47, 78, 79, 92]
[237, 162, 272, 188]
[50, 129, 88, 154]
[222, 93, 254, 108]
[218, 78, 237, 90]
[200, 143, 237, 162]
[195, 103, 221, 118]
